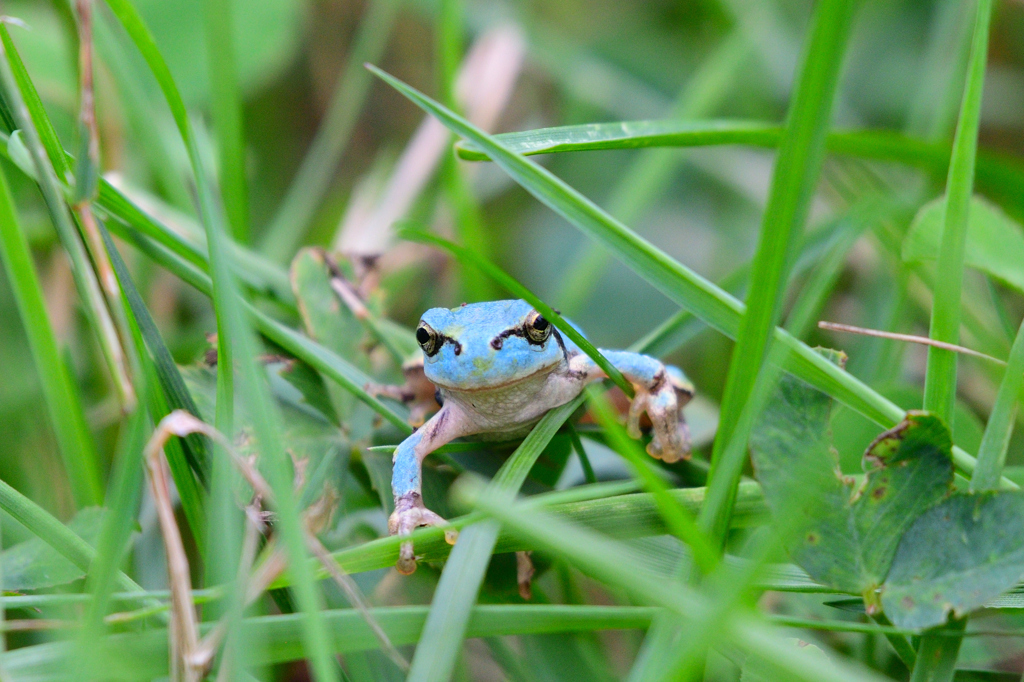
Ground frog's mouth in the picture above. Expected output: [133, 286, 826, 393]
[427, 360, 560, 392]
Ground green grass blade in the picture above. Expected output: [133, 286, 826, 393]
[0, 27, 71, 178]
[77, 403, 149, 679]
[260, 0, 399, 259]
[922, 0, 993, 423]
[701, 0, 856, 549]
[192, 138, 340, 682]
[915, 0, 993, 677]
[203, 0, 249, 243]
[585, 387, 717, 573]
[99, 221, 208, 544]
[405, 397, 583, 682]
[100, 222, 209, 483]
[399, 227, 632, 394]
[970, 316, 1024, 491]
[0, 25, 135, 414]
[454, 121, 1024, 211]
[0, 477, 141, 595]
[367, 64, 1013, 489]
[101, 0, 344, 674]
[308, 480, 765, 577]
[0, 161, 102, 508]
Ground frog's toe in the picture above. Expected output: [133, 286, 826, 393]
[388, 492, 453, 573]
[397, 541, 417, 575]
[644, 388, 691, 463]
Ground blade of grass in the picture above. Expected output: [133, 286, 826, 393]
[454, 121, 1024, 212]
[259, 0, 399, 259]
[99, 221, 208, 538]
[585, 386, 717, 574]
[922, 0, 993, 423]
[701, 0, 856, 551]
[405, 396, 584, 682]
[970, 317, 1024, 492]
[0, 24, 135, 416]
[76, 400, 148, 681]
[0, 476, 142, 595]
[310, 479, 766, 577]
[100, 0, 342, 675]
[399, 226, 632, 395]
[365, 65, 1014, 488]
[915, 0, 993, 678]
[193, 137, 340, 682]
[0, 158, 102, 508]
[630, 201, 869, 680]
[203, 0, 248, 243]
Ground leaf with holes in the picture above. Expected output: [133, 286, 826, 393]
[881, 491, 1024, 629]
[750, 361, 954, 602]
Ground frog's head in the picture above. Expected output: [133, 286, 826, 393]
[416, 300, 564, 391]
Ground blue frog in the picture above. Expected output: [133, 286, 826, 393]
[388, 299, 694, 573]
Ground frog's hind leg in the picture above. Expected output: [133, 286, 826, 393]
[389, 405, 471, 574]
[570, 350, 694, 463]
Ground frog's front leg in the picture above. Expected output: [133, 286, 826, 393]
[389, 404, 472, 574]
[571, 350, 694, 463]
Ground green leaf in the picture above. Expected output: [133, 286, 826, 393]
[750, 371, 954, 597]
[903, 194, 1024, 294]
[0, 149, 102, 509]
[1, 507, 106, 591]
[882, 491, 1024, 629]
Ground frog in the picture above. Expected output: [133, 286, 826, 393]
[388, 299, 695, 574]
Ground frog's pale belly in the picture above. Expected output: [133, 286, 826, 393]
[437, 366, 586, 438]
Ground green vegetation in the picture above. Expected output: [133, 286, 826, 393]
[1, 0, 1023, 679]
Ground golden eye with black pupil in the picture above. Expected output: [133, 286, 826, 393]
[416, 323, 441, 356]
[525, 311, 552, 344]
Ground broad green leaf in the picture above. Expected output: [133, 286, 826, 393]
[881, 491, 1024, 629]
[1, 508, 106, 591]
[750, 368, 954, 598]
[903, 195, 1024, 294]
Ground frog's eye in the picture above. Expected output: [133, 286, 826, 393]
[525, 312, 552, 344]
[416, 323, 441, 356]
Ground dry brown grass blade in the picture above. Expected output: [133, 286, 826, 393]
[818, 321, 1006, 365]
[144, 412, 208, 682]
[147, 410, 408, 672]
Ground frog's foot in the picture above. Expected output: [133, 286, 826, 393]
[626, 375, 691, 463]
[388, 492, 458, 574]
